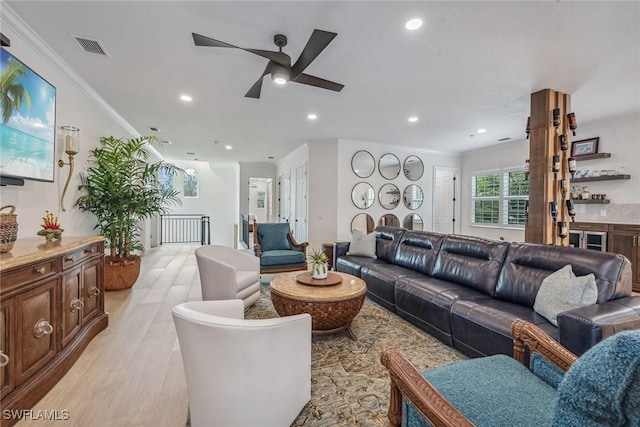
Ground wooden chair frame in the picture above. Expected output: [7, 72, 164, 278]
[380, 319, 579, 427]
[253, 223, 309, 274]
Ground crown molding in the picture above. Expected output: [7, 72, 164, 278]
[0, 3, 158, 153]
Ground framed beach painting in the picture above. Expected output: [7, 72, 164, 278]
[0, 48, 56, 182]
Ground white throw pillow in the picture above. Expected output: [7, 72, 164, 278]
[347, 230, 377, 258]
[534, 264, 598, 326]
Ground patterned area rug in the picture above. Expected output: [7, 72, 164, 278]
[245, 285, 467, 427]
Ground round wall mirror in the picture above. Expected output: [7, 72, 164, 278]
[351, 182, 375, 209]
[378, 153, 401, 180]
[351, 213, 375, 234]
[351, 150, 375, 178]
[378, 214, 400, 227]
[403, 185, 424, 209]
[403, 156, 424, 181]
[403, 214, 424, 230]
[379, 183, 400, 210]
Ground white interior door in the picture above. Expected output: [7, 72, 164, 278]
[433, 167, 460, 234]
[294, 165, 307, 242]
[281, 170, 291, 224]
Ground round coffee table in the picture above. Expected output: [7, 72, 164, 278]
[270, 271, 367, 340]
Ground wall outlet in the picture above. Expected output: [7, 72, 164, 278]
[600, 209, 607, 216]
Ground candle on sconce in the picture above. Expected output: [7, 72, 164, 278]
[62, 126, 80, 154]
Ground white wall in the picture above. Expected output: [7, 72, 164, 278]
[336, 139, 460, 242]
[460, 112, 640, 242]
[308, 140, 339, 250]
[0, 7, 136, 242]
[167, 160, 239, 246]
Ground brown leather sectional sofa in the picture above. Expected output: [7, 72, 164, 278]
[334, 226, 640, 357]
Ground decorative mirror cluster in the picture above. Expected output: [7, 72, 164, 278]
[378, 214, 400, 227]
[351, 182, 375, 209]
[379, 153, 401, 180]
[403, 156, 424, 181]
[351, 150, 375, 178]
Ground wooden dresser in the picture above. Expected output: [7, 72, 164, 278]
[0, 237, 108, 425]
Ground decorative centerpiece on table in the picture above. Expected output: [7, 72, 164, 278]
[37, 210, 64, 241]
[308, 248, 329, 279]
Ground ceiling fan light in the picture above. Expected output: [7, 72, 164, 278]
[273, 76, 287, 85]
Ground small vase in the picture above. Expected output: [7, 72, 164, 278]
[311, 262, 328, 280]
[37, 228, 64, 242]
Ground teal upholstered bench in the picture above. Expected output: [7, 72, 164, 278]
[382, 319, 640, 427]
[254, 222, 308, 274]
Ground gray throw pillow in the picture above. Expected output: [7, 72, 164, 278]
[533, 264, 597, 326]
[347, 230, 377, 258]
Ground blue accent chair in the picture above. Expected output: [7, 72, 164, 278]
[381, 319, 640, 427]
[254, 222, 308, 274]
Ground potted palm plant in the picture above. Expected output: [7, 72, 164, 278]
[75, 136, 181, 290]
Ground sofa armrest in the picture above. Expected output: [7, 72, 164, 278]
[557, 296, 640, 356]
[333, 241, 350, 266]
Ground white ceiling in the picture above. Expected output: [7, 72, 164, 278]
[6, 1, 640, 164]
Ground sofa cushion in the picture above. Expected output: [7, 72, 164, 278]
[257, 223, 291, 251]
[393, 230, 444, 276]
[432, 235, 509, 296]
[347, 230, 377, 258]
[395, 276, 491, 345]
[360, 264, 425, 312]
[552, 329, 640, 426]
[374, 226, 406, 263]
[402, 355, 556, 427]
[259, 250, 305, 267]
[450, 299, 557, 358]
[496, 242, 631, 306]
[533, 265, 597, 326]
[335, 255, 384, 277]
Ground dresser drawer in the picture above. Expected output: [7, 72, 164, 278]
[0, 260, 58, 296]
[61, 243, 103, 271]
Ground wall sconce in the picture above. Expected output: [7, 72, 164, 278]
[58, 126, 80, 212]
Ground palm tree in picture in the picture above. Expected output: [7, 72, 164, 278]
[0, 59, 31, 124]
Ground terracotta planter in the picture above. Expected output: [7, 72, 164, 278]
[104, 255, 141, 291]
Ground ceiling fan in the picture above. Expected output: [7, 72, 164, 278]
[192, 29, 344, 99]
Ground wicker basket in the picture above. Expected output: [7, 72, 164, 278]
[0, 205, 18, 253]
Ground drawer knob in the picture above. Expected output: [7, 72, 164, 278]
[84, 248, 93, 253]
[70, 298, 84, 312]
[0, 351, 8, 367]
[34, 266, 46, 274]
[88, 285, 100, 297]
[33, 319, 53, 338]
[65, 256, 74, 262]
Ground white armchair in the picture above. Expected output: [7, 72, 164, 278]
[172, 300, 312, 427]
[195, 245, 260, 308]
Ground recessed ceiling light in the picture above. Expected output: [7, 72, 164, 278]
[225, 145, 232, 150]
[477, 128, 487, 133]
[405, 18, 422, 30]
[307, 113, 318, 120]
[180, 94, 193, 102]
[408, 116, 419, 123]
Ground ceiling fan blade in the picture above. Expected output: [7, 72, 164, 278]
[244, 64, 272, 99]
[291, 73, 344, 92]
[192, 33, 238, 48]
[290, 29, 337, 78]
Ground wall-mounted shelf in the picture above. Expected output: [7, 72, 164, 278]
[572, 199, 610, 204]
[574, 153, 611, 161]
[572, 174, 630, 183]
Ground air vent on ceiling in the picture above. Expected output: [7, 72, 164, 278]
[150, 127, 160, 132]
[72, 35, 110, 57]
[186, 152, 196, 155]
[498, 137, 511, 142]
[160, 140, 172, 145]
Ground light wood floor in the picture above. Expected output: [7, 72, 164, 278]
[18, 243, 202, 427]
